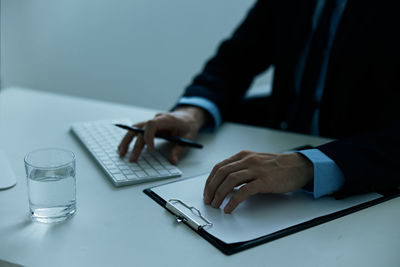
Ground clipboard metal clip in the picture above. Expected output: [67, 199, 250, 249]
[166, 199, 213, 231]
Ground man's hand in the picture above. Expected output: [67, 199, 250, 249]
[203, 151, 314, 213]
[118, 106, 206, 165]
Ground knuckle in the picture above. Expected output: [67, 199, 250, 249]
[212, 162, 223, 172]
[211, 164, 219, 174]
[215, 166, 228, 177]
[213, 162, 221, 169]
[245, 154, 260, 164]
[238, 150, 250, 157]
[227, 173, 238, 183]
[146, 119, 157, 127]
[134, 121, 145, 128]
[243, 156, 253, 164]
[163, 113, 174, 120]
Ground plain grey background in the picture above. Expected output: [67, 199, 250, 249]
[1, 0, 272, 111]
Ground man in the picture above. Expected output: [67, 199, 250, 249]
[118, 0, 400, 213]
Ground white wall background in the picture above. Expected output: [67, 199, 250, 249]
[1, 0, 272, 110]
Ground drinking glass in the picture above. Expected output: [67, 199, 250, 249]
[24, 148, 76, 223]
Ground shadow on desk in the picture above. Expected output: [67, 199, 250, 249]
[0, 259, 23, 267]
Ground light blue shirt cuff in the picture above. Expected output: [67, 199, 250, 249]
[177, 97, 222, 131]
[298, 149, 345, 198]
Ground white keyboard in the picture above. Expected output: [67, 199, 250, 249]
[71, 120, 182, 186]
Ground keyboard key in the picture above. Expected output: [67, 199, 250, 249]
[129, 164, 142, 171]
[158, 169, 170, 175]
[140, 163, 150, 169]
[105, 163, 116, 169]
[169, 169, 181, 175]
[122, 169, 134, 175]
[144, 169, 159, 176]
[126, 174, 137, 180]
[113, 174, 126, 181]
[155, 166, 165, 171]
[108, 168, 121, 174]
[135, 171, 147, 178]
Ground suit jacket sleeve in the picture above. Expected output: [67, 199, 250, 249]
[182, 0, 274, 120]
[317, 120, 400, 197]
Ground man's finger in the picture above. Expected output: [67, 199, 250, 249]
[210, 169, 253, 209]
[130, 135, 145, 162]
[143, 120, 157, 151]
[118, 122, 145, 156]
[205, 150, 251, 190]
[169, 145, 187, 165]
[119, 131, 136, 156]
[223, 181, 260, 213]
[204, 158, 248, 205]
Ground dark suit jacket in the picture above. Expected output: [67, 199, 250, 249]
[181, 0, 400, 197]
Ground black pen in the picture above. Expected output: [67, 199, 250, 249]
[114, 124, 203, 149]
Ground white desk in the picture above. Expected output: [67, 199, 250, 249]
[1, 88, 399, 267]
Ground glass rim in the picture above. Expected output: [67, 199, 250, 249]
[24, 147, 75, 170]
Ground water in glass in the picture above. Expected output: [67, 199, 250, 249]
[27, 167, 76, 223]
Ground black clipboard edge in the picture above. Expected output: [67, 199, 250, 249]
[143, 187, 400, 256]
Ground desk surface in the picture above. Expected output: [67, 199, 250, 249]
[1, 87, 399, 267]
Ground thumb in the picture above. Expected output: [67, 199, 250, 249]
[169, 145, 187, 165]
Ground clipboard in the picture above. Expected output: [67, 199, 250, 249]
[144, 174, 400, 255]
